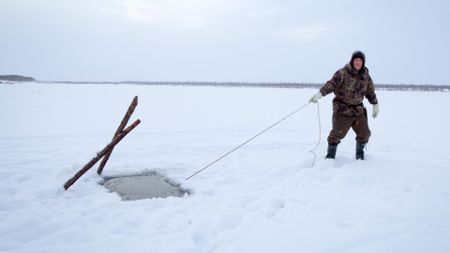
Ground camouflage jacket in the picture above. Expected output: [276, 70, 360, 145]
[320, 63, 378, 117]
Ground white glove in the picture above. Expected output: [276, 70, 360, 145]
[372, 104, 380, 118]
[309, 91, 323, 103]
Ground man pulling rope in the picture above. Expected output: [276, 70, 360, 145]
[309, 50, 380, 160]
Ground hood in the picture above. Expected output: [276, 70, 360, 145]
[350, 50, 366, 67]
[348, 50, 368, 75]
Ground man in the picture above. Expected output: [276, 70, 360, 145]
[309, 50, 380, 160]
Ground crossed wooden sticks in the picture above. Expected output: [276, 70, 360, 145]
[64, 96, 140, 190]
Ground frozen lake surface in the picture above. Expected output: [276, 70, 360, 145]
[1, 82, 449, 253]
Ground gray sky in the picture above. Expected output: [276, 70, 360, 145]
[1, 0, 449, 84]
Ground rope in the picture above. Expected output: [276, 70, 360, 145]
[185, 101, 315, 181]
[308, 102, 322, 166]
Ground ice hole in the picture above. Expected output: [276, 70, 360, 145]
[101, 171, 188, 201]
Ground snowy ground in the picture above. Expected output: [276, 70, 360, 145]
[1, 83, 449, 253]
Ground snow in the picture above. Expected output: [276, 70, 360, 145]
[1, 82, 449, 253]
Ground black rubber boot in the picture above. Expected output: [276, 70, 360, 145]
[356, 142, 366, 160]
[326, 144, 338, 159]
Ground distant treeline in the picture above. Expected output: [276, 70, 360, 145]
[2, 75, 449, 91]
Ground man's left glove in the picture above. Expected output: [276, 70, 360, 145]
[372, 104, 380, 118]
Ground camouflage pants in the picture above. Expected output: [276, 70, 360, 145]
[327, 109, 371, 145]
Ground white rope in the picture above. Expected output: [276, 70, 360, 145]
[308, 102, 322, 166]
[185, 100, 323, 180]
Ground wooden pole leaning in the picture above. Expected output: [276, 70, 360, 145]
[64, 119, 141, 190]
[97, 96, 138, 175]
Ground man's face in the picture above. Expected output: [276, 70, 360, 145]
[353, 58, 363, 71]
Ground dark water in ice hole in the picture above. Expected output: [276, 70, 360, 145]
[101, 171, 188, 201]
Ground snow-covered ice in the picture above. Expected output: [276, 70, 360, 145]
[1, 83, 449, 252]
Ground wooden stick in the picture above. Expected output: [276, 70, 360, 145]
[97, 96, 138, 175]
[64, 119, 141, 190]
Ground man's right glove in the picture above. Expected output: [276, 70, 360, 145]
[372, 104, 380, 118]
[309, 91, 323, 103]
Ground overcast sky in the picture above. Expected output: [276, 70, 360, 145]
[1, 0, 449, 84]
